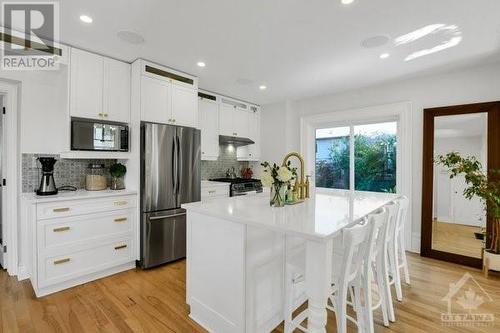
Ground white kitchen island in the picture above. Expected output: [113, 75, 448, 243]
[182, 190, 398, 333]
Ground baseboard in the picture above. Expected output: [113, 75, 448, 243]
[33, 261, 136, 297]
[17, 265, 30, 281]
[411, 232, 421, 253]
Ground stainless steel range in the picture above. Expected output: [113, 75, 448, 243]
[210, 178, 263, 197]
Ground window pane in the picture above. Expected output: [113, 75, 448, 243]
[315, 127, 350, 190]
[354, 122, 397, 193]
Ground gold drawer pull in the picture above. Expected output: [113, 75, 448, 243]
[208, 190, 216, 194]
[53, 207, 70, 213]
[114, 217, 127, 223]
[54, 258, 70, 265]
[53, 226, 70, 232]
[114, 244, 127, 250]
[114, 201, 128, 206]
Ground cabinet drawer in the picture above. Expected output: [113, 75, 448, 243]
[37, 195, 136, 220]
[38, 238, 133, 288]
[201, 186, 229, 199]
[38, 210, 134, 250]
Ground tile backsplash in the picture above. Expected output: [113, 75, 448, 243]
[22, 154, 116, 193]
[201, 145, 260, 180]
[22, 147, 260, 192]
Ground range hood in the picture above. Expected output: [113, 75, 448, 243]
[219, 135, 254, 147]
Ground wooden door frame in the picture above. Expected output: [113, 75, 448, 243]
[421, 101, 500, 268]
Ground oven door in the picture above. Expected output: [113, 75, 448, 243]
[71, 118, 129, 151]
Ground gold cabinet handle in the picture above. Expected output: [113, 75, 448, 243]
[114, 201, 128, 206]
[114, 244, 127, 250]
[208, 190, 216, 194]
[98, 113, 104, 117]
[53, 207, 70, 213]
[114, 217, 127, 223]
[54, 258, 70, 265]
[53, 226, 70, 232]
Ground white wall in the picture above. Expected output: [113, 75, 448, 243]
[261, 61, 500, 252]
[0, 66, 69, 154]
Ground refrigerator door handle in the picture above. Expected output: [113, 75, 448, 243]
[172, 135, 177, 196]
[176, 135, 181, 195]
[149, 212, 186, 220]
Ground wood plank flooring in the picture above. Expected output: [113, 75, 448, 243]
[432, 221, 484, 258]
[1, 253, 500, 332]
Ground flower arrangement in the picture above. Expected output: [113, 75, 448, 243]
[261, 161, 296, 207]
[436, 152, 500, 254]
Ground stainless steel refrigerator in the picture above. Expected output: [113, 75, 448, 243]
[140, 122, 201, 268]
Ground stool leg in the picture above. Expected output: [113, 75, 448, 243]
[399, 229, 411, 285]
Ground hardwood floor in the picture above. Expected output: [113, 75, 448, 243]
[432, 221, 484, 258]
[1, 253, 499, 333]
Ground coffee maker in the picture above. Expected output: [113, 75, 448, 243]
[36, 157, 58, 196]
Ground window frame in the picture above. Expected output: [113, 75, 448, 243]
[315, 118, 400, 193]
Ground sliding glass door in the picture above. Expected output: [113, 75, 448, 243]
[315, 121, 398, 193]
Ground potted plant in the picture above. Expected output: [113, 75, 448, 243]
[261, 161, 296, 207]
[109, 162, 127, 190]
[436, 152, 500, 255]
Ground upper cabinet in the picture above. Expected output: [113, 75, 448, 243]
[219, 99, 250, 138]
[104, 58, 131, 123]
[70, 48, 131, 123]
[139, 61, 199, 128]
[237, 105, 261, 161]
[199, 92, 219, 160]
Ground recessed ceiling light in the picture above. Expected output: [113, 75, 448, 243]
[117, 31, 145, 44]
[379, 53, 390, 59]
[79, 15, 93, 24]
[259, 85, 267, 90]
[197, 61, 206, 68]
[341, 0, 355, 4]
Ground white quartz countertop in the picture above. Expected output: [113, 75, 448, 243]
[182, 189, 399, 241]
[201, 180, 230, 187]
[21, 189, 138, 203]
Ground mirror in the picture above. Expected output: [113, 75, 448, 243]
[431, 113, 488, 259]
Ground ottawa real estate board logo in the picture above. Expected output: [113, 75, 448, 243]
[441, 272, 494, 327]
[1, 1, 60, 70]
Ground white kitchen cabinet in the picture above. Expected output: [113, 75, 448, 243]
[70, 47, 131, 123]
[70, 48, 103, 120]
[237, 106, 261, 161]
[199, 96, 220, 160]
[140, 76, 171, 124]
[234, 107, 250, 138]
[23, 191, 138, 297]
[171, 83, 198, 127]
[104, 58, 131, 123]
[219, 101, 250, 138]
[219, 102, 235, 136]
[139, 61, 198, 128]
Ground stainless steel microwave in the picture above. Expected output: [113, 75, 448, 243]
[71, 118, 129, 152]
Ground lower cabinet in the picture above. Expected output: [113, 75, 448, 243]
[24, 192, 138, 297]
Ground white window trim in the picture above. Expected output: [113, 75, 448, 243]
[300, 101, 413, 249]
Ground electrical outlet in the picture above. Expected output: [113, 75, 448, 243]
[31, 156, 38, 168]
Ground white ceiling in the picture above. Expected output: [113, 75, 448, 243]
[58, 0, 500, 104]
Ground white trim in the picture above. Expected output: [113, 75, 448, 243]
[0, 80, 20, 276]
[300, 102, 415, 251]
